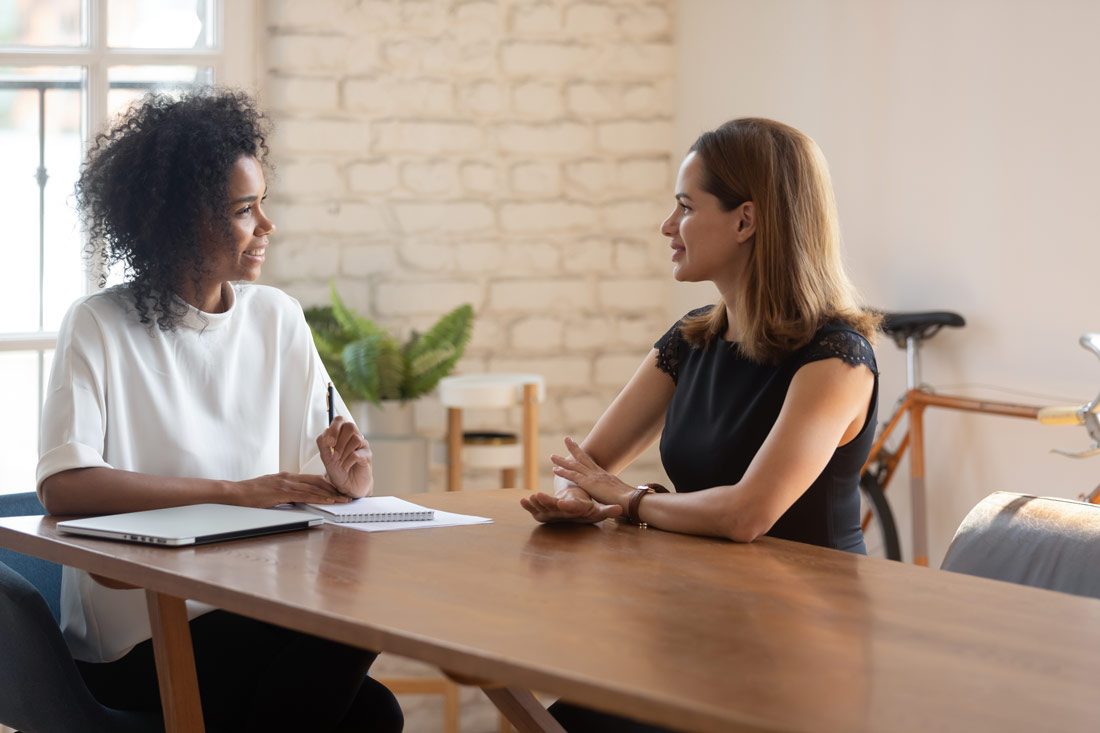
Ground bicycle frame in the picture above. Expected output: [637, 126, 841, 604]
[861, 389, 1040, 566]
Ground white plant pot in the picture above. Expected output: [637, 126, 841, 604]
[348, 400, 428, 494]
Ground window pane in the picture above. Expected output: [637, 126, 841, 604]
[0, 349, 53, 495]
[107, 65, 214, 119]
[108, 0, 214, 49]
[0, 66, 85, 334]
[0, 0, 83, 47]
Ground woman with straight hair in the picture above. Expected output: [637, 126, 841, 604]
[521, 118, 879, 731]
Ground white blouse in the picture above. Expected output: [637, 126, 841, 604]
[37, 282, 347, 662]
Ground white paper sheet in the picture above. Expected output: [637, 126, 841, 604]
[335, 508, 493, 532]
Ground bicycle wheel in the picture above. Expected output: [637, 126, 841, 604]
[859, 473, 902, 561]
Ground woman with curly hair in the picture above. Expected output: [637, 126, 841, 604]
[36, 89, 402, 732]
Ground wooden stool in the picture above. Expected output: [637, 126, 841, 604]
[438, 373, 546, 491]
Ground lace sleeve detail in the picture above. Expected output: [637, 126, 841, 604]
[799, 329, 878, 375]
[654, 323, 685, 383]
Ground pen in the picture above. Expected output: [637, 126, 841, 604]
[326, 382, 335, 454]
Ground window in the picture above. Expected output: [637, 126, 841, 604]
[0, 0, 255, 493]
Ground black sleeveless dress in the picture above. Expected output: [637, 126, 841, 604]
[655, 307, 879, 553]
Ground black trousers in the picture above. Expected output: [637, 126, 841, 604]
[549, 701, 679, 733]
[77, 610, 403, 733]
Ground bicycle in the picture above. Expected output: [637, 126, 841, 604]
[858, 311, 1100, 563]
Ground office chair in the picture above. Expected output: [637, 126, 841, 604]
[940, 491, 1100, 599]
[0, 491, 163, 733]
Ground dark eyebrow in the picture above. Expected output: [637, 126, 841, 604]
[230, 188, 268, 206]
[675, 193, 694, 202]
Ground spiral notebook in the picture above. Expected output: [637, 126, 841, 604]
[298, 496, 435, 523]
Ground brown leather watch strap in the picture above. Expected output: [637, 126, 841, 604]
[627, 483, 669, 527]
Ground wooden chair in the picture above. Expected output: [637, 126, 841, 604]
[940, 491, 1100, 599]
[438, 373, 546, 492]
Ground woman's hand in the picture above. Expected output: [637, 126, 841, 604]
[231, 472, 351, 508]
[549, 436, 636, 510]
[317, 416, 374, 498]
[520, 483, 623, 524]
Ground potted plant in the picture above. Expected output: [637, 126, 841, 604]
[304, 283, 474, 492]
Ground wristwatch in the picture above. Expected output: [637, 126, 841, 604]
[627, 483, 669, 528]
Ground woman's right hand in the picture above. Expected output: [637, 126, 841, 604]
[230, 472, 351, 508]
[520, 484, 623, 524]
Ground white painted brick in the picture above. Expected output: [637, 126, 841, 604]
[341, 242, 399, 277]
[393, 201, 495, 233]
[459, 80, 507, 115]
[595, 352, 648, 386]
[622, 82, 664, 114]
[605, 200, 665, 231]
[275, 119, 369, 155]
[275, 160, 342, 197]
[375, 280, 483, 316]
[512, 81, 563, 117]
[454, 1, 504, 39]
[268, 34, 351, 73]
[397, 241, 457, 271]
[564, 316, 615, 349]
[488, 356, 590, 388]
[460, 162, 499, 193]
[265, 239, 341, 280]
[595, 42, 675, 77]
[500, 42, 596, 75]
[489, 279, 592, 311]
[276, 201, 390, 235]
[617, 313, 669, 345]
[269, 76, 339, 112]
[496, 122, 592, 154]
[620, 4, 673, 39]
[616, 158, 670, 192]
[510, 3, 561, 34]
[596, 120, 674, 153]
[500, 202, 598, 232]
[564, 83, 615, 118]
[267, 0, 344, 31]
[381, 39, 422, 70]
[345, 78, 455, 115]
[465, 317, 505, 355]
[598, 279, 668, 310]
[422, 39, 497, 75]
[509, 162, 561, 196]
[559, 394, 608, 427]
[503, 239, 561, 271]
[455, 240, 505, 273]
[510, 316, 566, 350]
[397, 0, 447, 33]
[563, 4, 618, 36]
[614, 238, 658, 273]
[375, 121, 484, 153]
[563, 159, 613, 193]
[347, 159, 398, 194]
[563, 237, 612, 273]
[400, 161, 460, 195]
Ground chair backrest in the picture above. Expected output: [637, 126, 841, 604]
[941, 492, 1100, 599]
[0, 559, 163, 732]
[0, 491, 62, 620]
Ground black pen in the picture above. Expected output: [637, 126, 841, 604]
[326, 382, 335, 453]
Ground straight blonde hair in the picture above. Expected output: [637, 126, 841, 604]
[679, 118, 878, 362]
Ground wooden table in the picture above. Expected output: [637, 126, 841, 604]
[4, 489, 1100, 732]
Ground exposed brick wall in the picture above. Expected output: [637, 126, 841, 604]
[261, 0, 677, 493]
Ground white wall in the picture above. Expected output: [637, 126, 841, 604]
[675, 0, 1100, 565]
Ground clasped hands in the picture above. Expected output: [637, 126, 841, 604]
[520, 436, 635, 524]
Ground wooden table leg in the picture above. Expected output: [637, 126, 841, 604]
[145, 590, 205, 733]
[481, 686, 565, 733]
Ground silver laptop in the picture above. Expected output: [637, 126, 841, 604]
[56, 503, 323, 547]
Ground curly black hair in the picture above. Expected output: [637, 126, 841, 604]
[75, 88, 271, 330]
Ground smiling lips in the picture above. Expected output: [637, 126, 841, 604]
[244, 245, 266, 260]
[671, 242, 685, 260]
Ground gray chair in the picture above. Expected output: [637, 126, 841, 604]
[941, 491, 1100, 599]
[0, 491, 163, 733]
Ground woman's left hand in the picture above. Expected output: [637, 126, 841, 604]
[317, 417, 374, 498]
[550, 436, 634, 511]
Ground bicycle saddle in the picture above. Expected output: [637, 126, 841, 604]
[879, 311, 966, 348]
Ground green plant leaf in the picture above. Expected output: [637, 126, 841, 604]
[343, 333, 404, 404]
[329, 282, 380, 340]
[403, 304, 474, 398]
